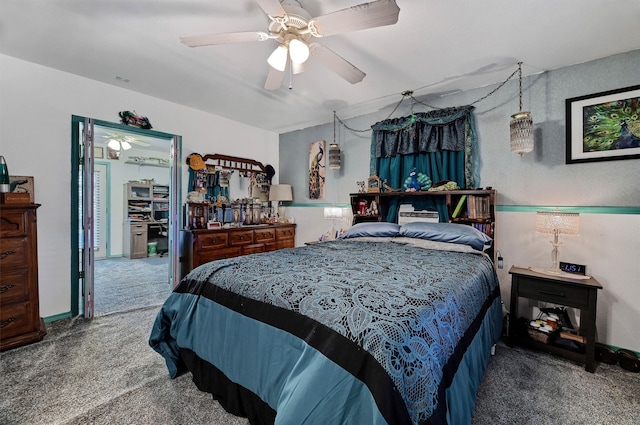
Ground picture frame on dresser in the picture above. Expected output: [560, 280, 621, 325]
[566, 85, 640, 164]
[8, 175, 35, 203]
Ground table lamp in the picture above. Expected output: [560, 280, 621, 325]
[269, 184, 292, 222]
[534, 209, 580, 275]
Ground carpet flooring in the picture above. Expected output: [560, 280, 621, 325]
[93, 256, 172, 316]
[1, 258, 638, 424]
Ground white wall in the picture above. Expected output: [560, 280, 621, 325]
[0, 54, 279, 318]
[279, 51, 640, 351]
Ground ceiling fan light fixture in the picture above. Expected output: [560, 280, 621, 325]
[108, 139, 121, 151]
[267, 45, 288, 71]
[289, 38, 309, 64]
[121, 141, 132, 150]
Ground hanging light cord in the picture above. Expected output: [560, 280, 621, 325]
[335, 62, 523, 135]
[517, 61, 523, 111]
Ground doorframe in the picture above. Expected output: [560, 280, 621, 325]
[70, 115, 182, 317]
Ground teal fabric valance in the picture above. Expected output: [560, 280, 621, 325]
[370, 106, 479, 190]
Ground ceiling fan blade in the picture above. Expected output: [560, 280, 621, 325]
[310, 44, 365, 84]
[255, 0, 287, 18]
[264, 65, 285, 90]
[308, 0, 400, 37]
[128, 139, 151, 147]
[180, 31, 269, 47]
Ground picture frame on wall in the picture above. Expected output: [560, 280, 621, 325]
[565, 85, 640, 164]
[308, 140, 326, 200]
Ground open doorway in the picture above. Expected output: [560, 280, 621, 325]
[71, 116, 181, 318]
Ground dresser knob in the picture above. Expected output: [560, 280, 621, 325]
[0, 317, 16, 328]
[0, 250, 16, 260]
[0, 284, 14, 294]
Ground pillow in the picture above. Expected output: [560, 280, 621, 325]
[340, 222, 401, 239]
[399, 221, 492, 251]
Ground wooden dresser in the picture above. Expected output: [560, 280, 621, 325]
[0, 204, 46, 351]
[180, 223, 296, 279]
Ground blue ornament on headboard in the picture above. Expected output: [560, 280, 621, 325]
[403, 168, 432, 191]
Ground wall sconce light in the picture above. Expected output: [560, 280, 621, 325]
[510, 62, 534, 155]
[534, 209, 580, 275]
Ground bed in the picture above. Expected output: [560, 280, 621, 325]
[150, 221, 503, 425]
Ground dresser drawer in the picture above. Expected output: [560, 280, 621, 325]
[0, 269, 29, 304]
[254, 228, 276, 243]
[0, 237, 29, 269]
[518, 277, 590, 309]
[276, 227, 295, 241]
[242, 244, 265, 255]
[197, 247, 241, 265]
[0, 210, 27, 237]
[229, 230, 254, 246]
[0, 301, 36, 340]
[197, 233, 228, 250]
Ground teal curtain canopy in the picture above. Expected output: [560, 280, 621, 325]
[371, 106, 479, 222]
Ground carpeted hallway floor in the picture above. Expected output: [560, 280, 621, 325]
[94, 255, 173, 316]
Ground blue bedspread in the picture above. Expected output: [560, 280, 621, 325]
[150, 239, 502, 424]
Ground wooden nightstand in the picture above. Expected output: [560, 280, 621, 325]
[507, 266, 603, 372]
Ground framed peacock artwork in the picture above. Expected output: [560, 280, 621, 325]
[308, 140, 326, 199]
[566, 85, 640, 164]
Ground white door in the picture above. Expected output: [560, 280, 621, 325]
[94, 163, 108, 259]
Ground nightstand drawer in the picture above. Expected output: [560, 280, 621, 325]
[518, 277, 589, 309]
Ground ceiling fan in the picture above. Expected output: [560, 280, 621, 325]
[98, 131, 151, 151]
[180, 0, 400, 90]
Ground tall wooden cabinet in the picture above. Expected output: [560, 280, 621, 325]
[180, 223, 296, 279]
[0, 204, 46, 351]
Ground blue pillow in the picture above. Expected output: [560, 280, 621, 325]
[340, 222, 401, 239]
[399, 222, 492, 251]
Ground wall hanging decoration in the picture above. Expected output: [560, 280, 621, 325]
[510, 62, 534, 155]
[308, 140, 326, 199]
[118, 110, 153, 129]
[565, 85, 640, 164]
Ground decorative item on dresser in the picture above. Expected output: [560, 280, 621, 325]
[0, 203, 46, 351]
[179, 223, 296, 279]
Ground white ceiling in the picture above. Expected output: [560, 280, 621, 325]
[1, 0, 638, 134]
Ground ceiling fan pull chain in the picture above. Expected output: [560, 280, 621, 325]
[289, 59, 293, 90]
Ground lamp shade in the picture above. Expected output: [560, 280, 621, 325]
[510, 111, 534, 155]
[269, 184, 293, 202]
[328, 143, 341, 170]
[289, 39, 310, 64]
[267, 45, 288, 72]
[536, 210, 580, 236]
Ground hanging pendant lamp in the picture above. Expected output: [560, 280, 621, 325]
[510, 62, 534, 155]
[328, 111, 341, 170]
